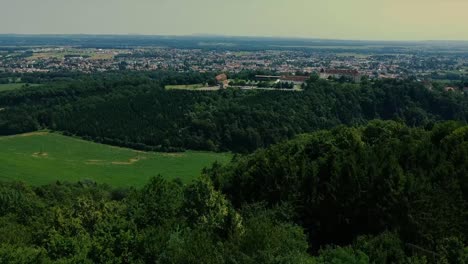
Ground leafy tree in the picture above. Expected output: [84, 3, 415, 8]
[436, 237, 468, 264]
[182, 178, 240, 235]
[133, 176, 183, 227]
[0, 245, 48, 264]
[355, 232, 406, 264]
[315, 246, 369, 264]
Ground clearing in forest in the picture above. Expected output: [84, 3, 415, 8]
[0, 132, 232, 187]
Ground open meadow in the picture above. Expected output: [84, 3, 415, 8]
[27, 48, 115, 60]
[0, 132, 232, 187]
[0, 83, 41, 91]
[165, 83, 205, 90]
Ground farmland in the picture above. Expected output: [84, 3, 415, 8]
[165, 83, 206, 90]
[27, 48, 115, 60]
[0, 83, 41, 91]
[0, 132, 232, 187]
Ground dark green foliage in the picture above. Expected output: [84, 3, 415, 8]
[1, 70, 467, 262]
[206, 121, 468, 261]
[182, 178, 231, 230]
[0, 245, 48, 264]
[134, 176, 183, 226]
[436, 237, 468, 264]
[0, 177, 314, 263]
[0, 123, 467, 262]
[355, 232, 407, 263]
[315, 246, 369, 264]
[226, 208, 313, 264]
[1, 72, 467, 153]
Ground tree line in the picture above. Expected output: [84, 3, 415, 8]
[0, 71, 467, 153]
[1, 121, 466, 263]
[204, 120, 468, 263]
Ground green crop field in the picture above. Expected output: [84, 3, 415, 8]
[0, 132, 232, 187]
[0, 83, 41, 91]
[165, 84, 205, 90]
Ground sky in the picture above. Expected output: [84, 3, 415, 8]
[1, 0, 468, 41]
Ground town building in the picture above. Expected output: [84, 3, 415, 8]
[444, 86, 457, 92]
[215, 73, 229, 89]
[319, 69, 360, 82]
[279, 75, 309, 85]
[255, 75, 281, 81]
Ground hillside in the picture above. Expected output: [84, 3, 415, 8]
[206, 120, 468, 253]
[0, 132, 231, 187]
[1, 73, 467, 153]
[0, 121, 466, 263]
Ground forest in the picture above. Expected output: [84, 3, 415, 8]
[0, 71, 467, 153]
[0, 71, 468, 263]
[1, 121, 467, 263]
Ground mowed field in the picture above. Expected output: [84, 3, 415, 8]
[28, 49, 115, 60]
[0, 132, 232, 187]
[165, 84, 205, 90]
[0, 83, 41, 92]
[165, 84, 222, 91]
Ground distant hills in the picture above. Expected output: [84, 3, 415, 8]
[1, 34, 468, 53]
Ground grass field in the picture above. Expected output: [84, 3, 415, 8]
[28, 49, 114, 60]
[0, 132, 232, 187]
[335, 52, 370, 58]
[0, 83, 41, 92]
[165, 84, 206, 90]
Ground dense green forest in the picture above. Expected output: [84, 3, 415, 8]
[206, 121, 468, 258]
[1, 121, 467, 263]
[0, 72, 467, 262]
[0, 72, 467, 152]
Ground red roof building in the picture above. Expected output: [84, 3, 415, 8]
[319, 68, 360, 82]
[279, 75, 310, 83]
[215, 73, 228, 82]
[215, 73, 229, 89]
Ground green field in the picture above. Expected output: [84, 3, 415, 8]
[165, 84, 205, 90]
[335, 52, 370, 58]
[0, 83, 41, 91]
[0, 132, 232, 187]
[28, 48, 115, 60]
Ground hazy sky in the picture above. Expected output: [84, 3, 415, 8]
[1, 0, 468, 40]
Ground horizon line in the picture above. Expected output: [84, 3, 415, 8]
[1, 33, 468, 44]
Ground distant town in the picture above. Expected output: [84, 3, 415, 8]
[0, 35, 467, 92]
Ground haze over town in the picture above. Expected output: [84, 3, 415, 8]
[1, 1, 468, 263]
[2, 0, 468, 40]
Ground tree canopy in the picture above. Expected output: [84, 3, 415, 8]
[1, 121, 467, 263]
[0, 72, 467, 153]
